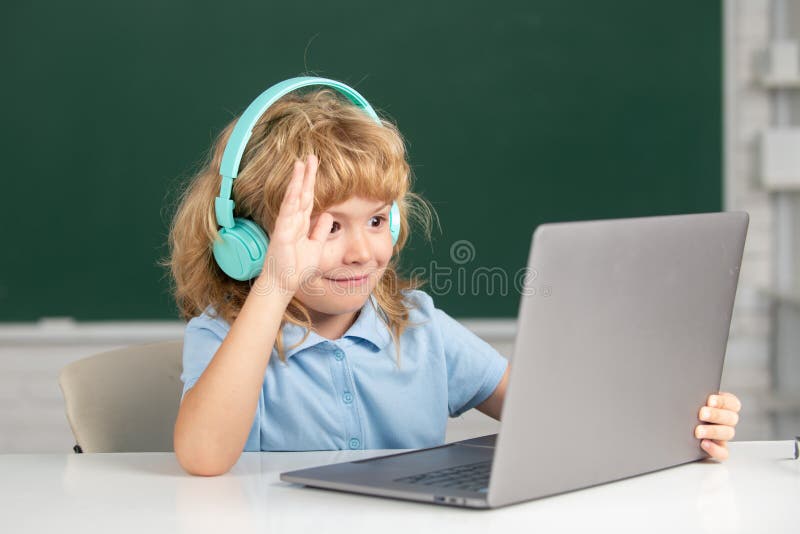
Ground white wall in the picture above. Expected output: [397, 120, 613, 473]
[0, 319, 509, 453]
[0, 312, 772, 453]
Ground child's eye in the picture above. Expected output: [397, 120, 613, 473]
[370, 215, 387, 228]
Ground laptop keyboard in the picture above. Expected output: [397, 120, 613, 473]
[393, 460, 491, 493]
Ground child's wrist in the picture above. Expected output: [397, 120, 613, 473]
[250, 273, 296, 303]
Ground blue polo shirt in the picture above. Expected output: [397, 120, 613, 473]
[180, 289, 508, 451]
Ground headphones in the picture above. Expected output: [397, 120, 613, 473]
[212, 77, 402, 281]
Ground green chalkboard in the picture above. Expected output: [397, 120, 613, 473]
[0, 0, 721, 321]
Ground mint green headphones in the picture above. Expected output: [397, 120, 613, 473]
[212, 77, 401, 281]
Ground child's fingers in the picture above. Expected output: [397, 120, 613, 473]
[710, 392, 742, 413]
[309, 212, 334, 244]
[296, 155, 318, 239]
[272, 160, 305, 236]
[299, 155, 318, 218]
[701, 439, 729, 460]
[695, 423, 735, 441]
[278, 161, 305, 214]
[698, 406, 739, 427]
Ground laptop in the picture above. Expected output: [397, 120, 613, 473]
[280, 211, 749, 509]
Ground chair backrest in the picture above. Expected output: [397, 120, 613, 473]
[58, 340, 183, 453]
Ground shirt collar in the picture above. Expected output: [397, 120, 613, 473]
[281, 294, 393, 359]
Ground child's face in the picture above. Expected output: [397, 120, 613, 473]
[295, 196, 394, 318]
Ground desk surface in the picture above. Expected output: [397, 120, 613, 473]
[1, 441, 797, 533]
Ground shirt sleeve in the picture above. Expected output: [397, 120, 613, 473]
[407, 290, 509, 418]
[180, 311, 262, 451]
[180, 313, 226, 400]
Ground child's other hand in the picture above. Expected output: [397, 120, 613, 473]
[695, 391, 741, 461]
[256, 154, 333, 297]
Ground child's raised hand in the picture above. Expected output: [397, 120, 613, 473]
[695, 391, 741, 461]
[255, 154, 333, 297]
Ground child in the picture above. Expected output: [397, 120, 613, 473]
[165, 79, 741, 476]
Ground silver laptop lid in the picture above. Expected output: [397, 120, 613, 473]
[488, 212, 748, 508]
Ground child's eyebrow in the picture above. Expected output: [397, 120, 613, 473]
[326, 203, 390, 218]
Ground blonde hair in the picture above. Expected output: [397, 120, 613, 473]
[161, 87, 438, 365]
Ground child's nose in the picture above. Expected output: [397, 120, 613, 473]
[343, 229, 371, 263]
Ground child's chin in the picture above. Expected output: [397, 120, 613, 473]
[322, 277, 373, 295]
[298, 286, 372, 311]
[324, 287, 373, 302]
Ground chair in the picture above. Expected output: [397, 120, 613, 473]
[58, 340, 183, 453]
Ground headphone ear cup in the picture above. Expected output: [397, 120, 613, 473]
[236, 218, 270, 256]
[389, 201, 401, 246]
[212, 218, 269, 281]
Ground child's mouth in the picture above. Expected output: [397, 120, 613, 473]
[325, 274, 369, 286]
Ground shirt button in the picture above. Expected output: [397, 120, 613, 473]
[349, 438, 361, 449]
[334, 349, 345, 361]
[343, 392, 353, 404]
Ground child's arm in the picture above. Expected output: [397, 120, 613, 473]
[475, 365, 510, 421]
[174, 155, 332, 476]
[174, 289, 292, 476]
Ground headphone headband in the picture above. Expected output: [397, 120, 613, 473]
[215, 77, 381, 229]
[220, 76, 380, 180]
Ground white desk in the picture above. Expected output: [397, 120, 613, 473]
[1, 441, 797, 533]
